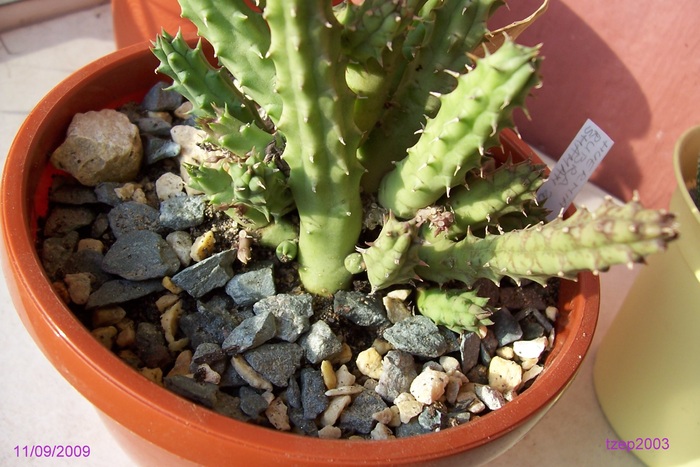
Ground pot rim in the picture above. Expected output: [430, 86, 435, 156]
[1, 39, 599, 465]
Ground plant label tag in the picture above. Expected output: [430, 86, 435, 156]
[537, 119, 614, 220]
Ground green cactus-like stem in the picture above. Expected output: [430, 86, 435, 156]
[379, 39, 541, 218]
[152, 31, 255, 124]
[416, 287, 492, 334]
[264, 0, 364, 295]
[444, 159, 546, 234]
[178, 0, 282, 122]
[357, 213, 424, 292]
[358, 0, 498, 193]
[417, 198, 678, 286]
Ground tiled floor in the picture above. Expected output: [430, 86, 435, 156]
[0, 4, 645, 466]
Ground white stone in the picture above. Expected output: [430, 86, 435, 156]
[488, 356, 523, 393]
[335, 364, 356, 387]
[439, 356, 461, 374]
[513, 336, 548, 359]
[409, 368, 449, 404]
[320, 395, 352, 427]
[473, 384, 506, 410]
[522, 364, 544, 384]
[166, 231, 193, 267]
[370, 423, 395, 440]
[317, 425, 342, 439]
[155, 172, 185, 201]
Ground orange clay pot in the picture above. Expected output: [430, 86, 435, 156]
[0, 40, 599, 466]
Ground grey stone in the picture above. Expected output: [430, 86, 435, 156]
[460, 331, 481, 373]
[50, 109, 143, 186]
[286, 376, 302, 409]
[491, 308, 523, 346]
[253, 294, 313, 342]
[142, 81, 184, 111]
[43, 206, 95, 237]
[221, 311, 276, 354]
[192, 343, 225, 365]
[243, 342, 303, 388]
[479, 329, 499, 366]
[94, 182, 123, 207]
[159, 195, 206, 231]
[333, 290, 389, 327]
[298, 320, 343, 364]
[49, 179, 98, 205]
[395, 419, 431, 438]
[219, 363, 247, 388]
[135, 322, 173, 369]
[164, 375, 218, 408]
[473, 383, 506, 410]
[338, 389, 388, 435]
[65, 249, 112, 287]
[212, 392, 247, 421]
[418, 406, 449, 431]
[171, 249, 237, 299]
[288, 407, 318, 436]
[108, 201, 162, 238]
[41, 231, 79, 279]
[180, 295, 244, 348]
[225, 266, 276, 307]
[137, 116, 172, 137]
[102, 230, 180, 280]
[299, 368, 328, 420]
[239, 386, 269, 418]
[90, 212, 110, 238]
[376, 350, 417, 403]
[85, 279, 164, 309]
[383, 315, 448, 358]
[143, 135, 181, 164]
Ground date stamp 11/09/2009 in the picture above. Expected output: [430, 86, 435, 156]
[14, 444, 91, 458]
[606, 438, 670, 452]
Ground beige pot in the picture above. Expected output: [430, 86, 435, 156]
[593, 125, 700, 466]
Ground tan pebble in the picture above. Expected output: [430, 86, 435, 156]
[168, 337, 190, 353]
[519, 357, 539, 371]
[372, 407, 394, 425]
[162, 276, 183, 294]
[325, 385, 364, 397]
[155, 294, 180, 313]
[91, 326, 117, 349]
[166, 231, 193, 267]
[388, 406, 401, 427]
[318, 425, 342, 440]
[92, 305, 126, 327]
[265, 397, 291, 431]
[190, 231, 216, 262]
[130, 187, 147, 204]
[115, 318, 135, 348]
[335, 364, 356, 387]
[396, 398, 423, 424]
[382, 296, 412, 323]
[320, 395, 352, 427]
[372, 338, 393, 356]
[522, 364, 544, 384]
[513, 337, 548, 360]
[496, 346, 515, 360]
[168, 350, 193, 377]
[174, 101, 193, 119]
[77, 238, 104, 253]
[547, 328, 555, 350]
[321, 360, 337, 390]
[545, 305, 558, 322]
[503, 389, 517, 402]
[161, 300, 183, 345]
[231, 355, 273, 391]
[467, 398, 486, 414]
[488, 356, 523, 393]
[356, 347, 383, 379]
[370, 423, 395, 440]
[196, 363, 221, 384]
[147, 110, 172, 124]
[410, 368, 449, 405]
[386, 289, 411, 301]
[65, 272, 94, 305]
[328, 343, 352, 365]
[439, 356, 461, 374]
[237, 230, 252, 264]
[444, 376, 463, 405]
[261, 390, 275, 405]
[140, 367, 163, 385]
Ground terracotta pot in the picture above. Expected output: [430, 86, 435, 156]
[0, 40, 599, 466]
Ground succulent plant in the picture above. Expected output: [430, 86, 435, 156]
[153, 0, 677, 332]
